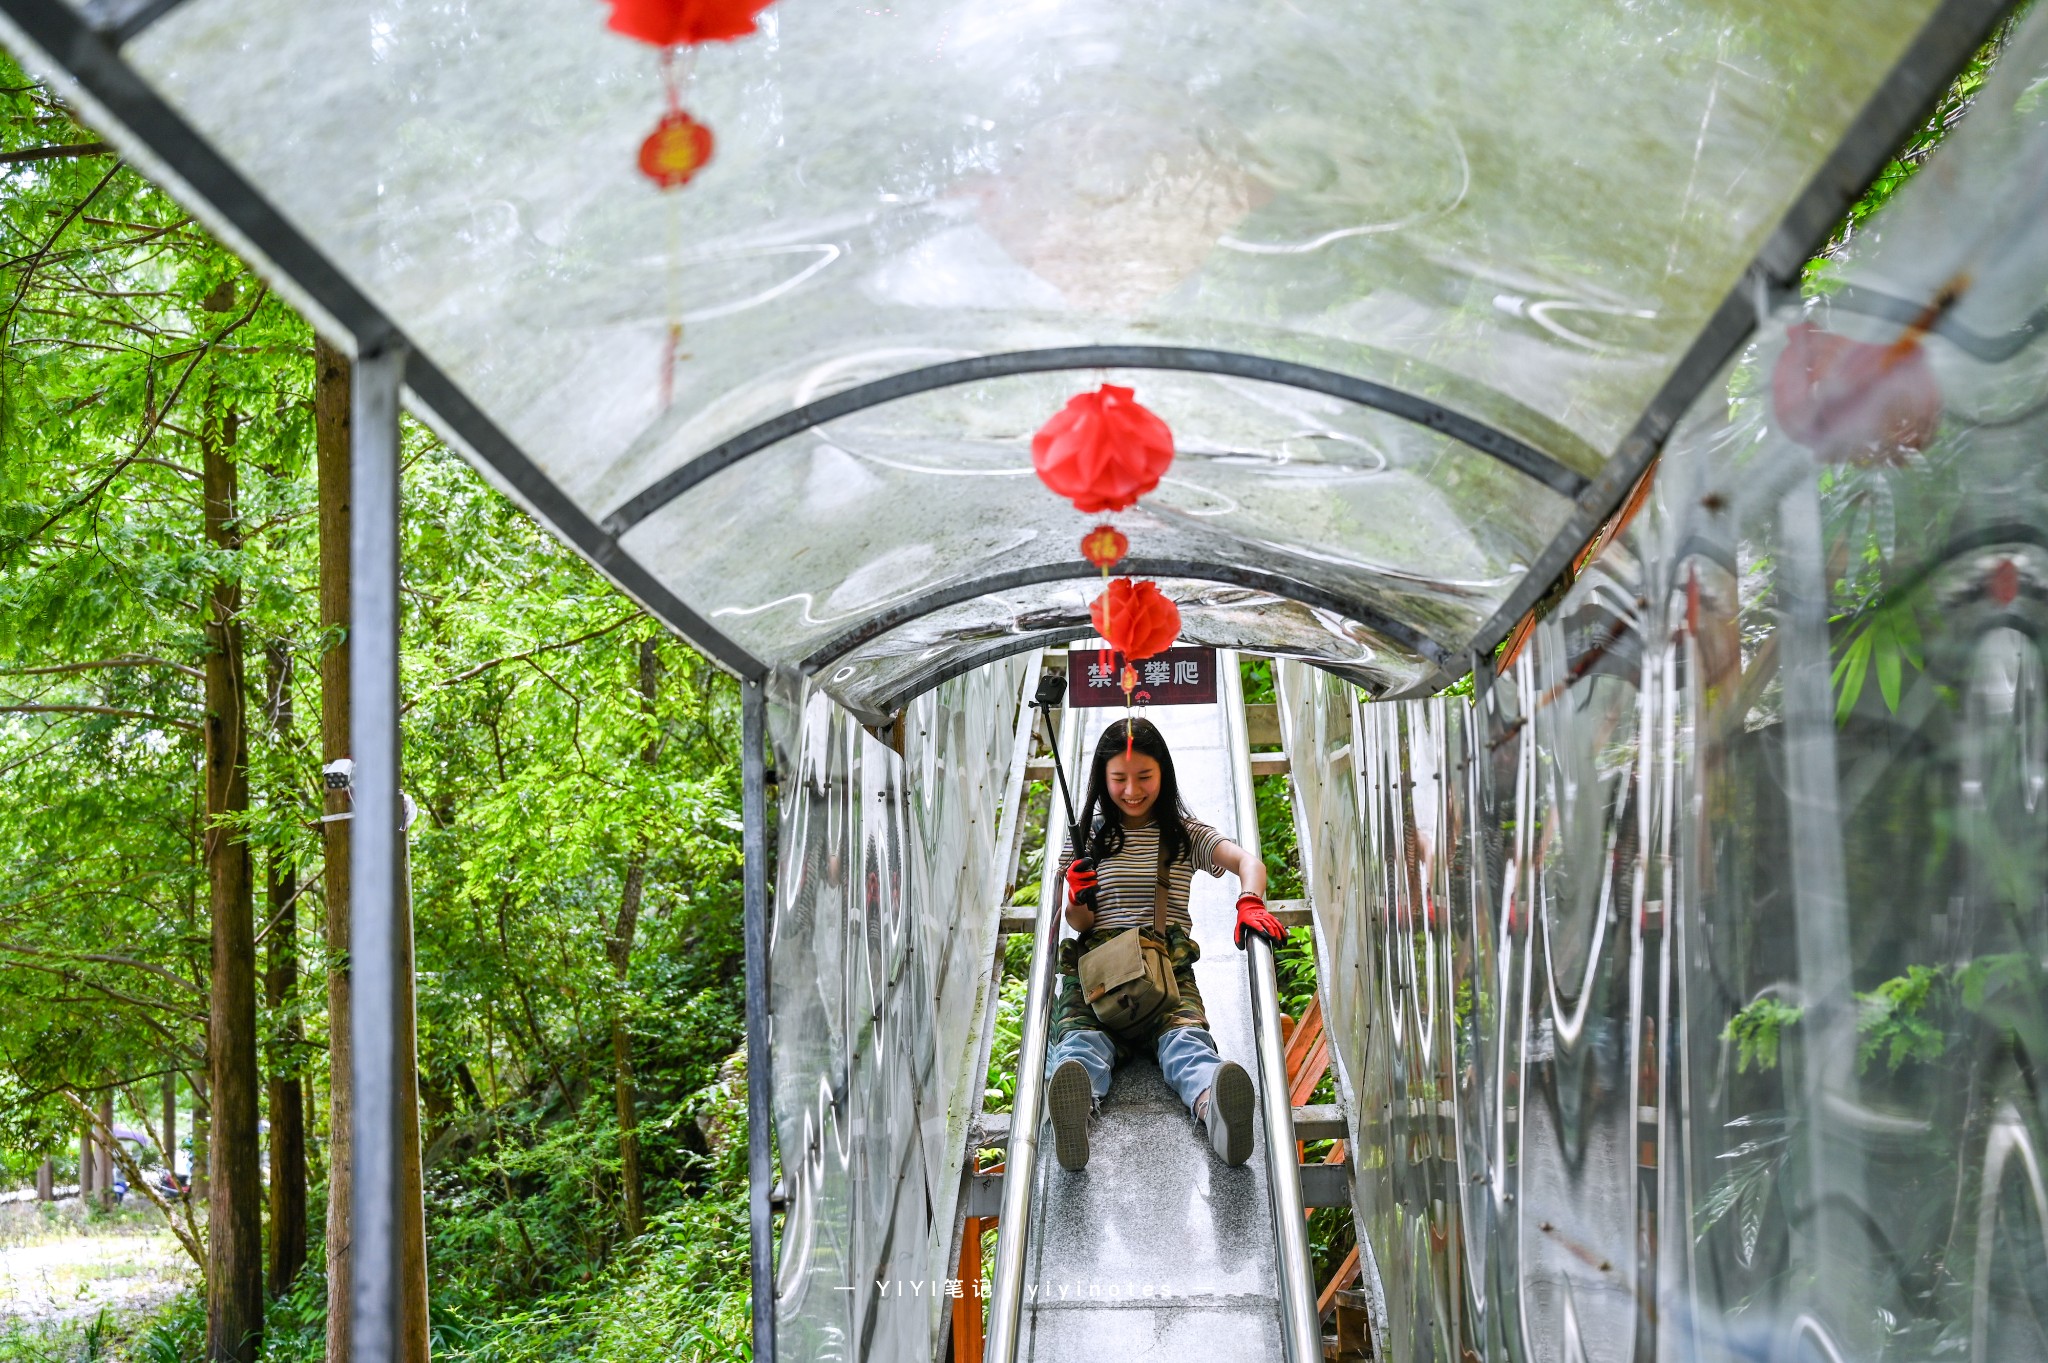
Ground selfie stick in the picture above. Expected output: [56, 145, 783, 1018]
[1029, 670, 1084, 853]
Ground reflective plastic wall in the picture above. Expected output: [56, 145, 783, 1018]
[766, 656, 1031, 1360]
[1276, 14, 2048, 1361]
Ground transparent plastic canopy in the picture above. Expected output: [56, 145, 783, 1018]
[4, 0, 1970, 712]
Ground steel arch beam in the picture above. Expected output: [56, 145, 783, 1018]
[867, 627, 1389, 720]
[797, 556, 1456, 678]
[599, 345, 1592, 535]
[1827, 283, 2048, 363]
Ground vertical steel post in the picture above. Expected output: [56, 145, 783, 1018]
[1218, 652, 1323, 1363]
[741, 679, 776, 1363]
[985, 699, 1078, 1362]
[348, 337, 406, 1363]
[1776, 482, 1869, 1345]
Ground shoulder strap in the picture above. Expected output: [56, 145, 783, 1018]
[1153, 831, 1168, 936]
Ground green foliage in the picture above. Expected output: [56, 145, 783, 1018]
[0, 1311, 110, 1363]
[1693, 1113, 1793, 1266]
[0, 47, 751, 1360]
[1238, 656, 1276, 704]
[1255, 774, 1304, 902]
[1008, 778, 1051, 908]
[981, 937, 1033, 1117]
[1856, 964, 1948, 1073]
[1831, 598, 1924, 724]
[1724, 952, 2048, 1080]
[1722, 996, 1804, 1073]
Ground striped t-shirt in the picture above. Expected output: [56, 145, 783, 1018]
[1057, 816, 1229, 932]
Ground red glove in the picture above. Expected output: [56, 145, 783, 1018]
[1064, 858, 1098, 909]
[1233, 892, 1286, 950]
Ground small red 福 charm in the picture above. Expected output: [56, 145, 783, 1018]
[639, 110, 715, 189]
[1080, 524, 1129, 570]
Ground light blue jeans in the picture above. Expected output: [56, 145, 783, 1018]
[1045, 1024, 1225, 1118]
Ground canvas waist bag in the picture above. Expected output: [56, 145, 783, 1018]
[1075, 838, 1179, 1038]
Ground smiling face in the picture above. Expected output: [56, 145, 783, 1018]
[1105, 750, 1162, 824]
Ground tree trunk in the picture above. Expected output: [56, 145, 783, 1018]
[97, 1093, 114, 1209]
[193, 1102, 209, 1204]
[609, 639, 661, 1241]
[305, 1067, 325, 1193]
[164, 1073, 177, 1188]
[609, 882, 646, 1240]
[203, 398, 264, 1363]
[315, 336, 354, 1363]
[79, 1123, 94, 1199]
[265, 645, 308, 1297]
[396, 839, 431, 1363]
[37, 1159, 53, 1201]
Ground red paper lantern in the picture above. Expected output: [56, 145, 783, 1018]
[1080, 524, 1129, 570]
[1090, 578, 1180, 662]
[1772, 322, 1943, 466]
[605, 0, 776, 45]
[639, 110, 715, 188]
[1032, 385, 1175, 514]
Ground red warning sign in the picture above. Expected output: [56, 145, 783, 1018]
[1067, 646, 1220, 708]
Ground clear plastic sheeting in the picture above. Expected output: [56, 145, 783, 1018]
[617, 368, 1566, 670]
[766, 655, 1031, 1360]
[821, 577, 1433, 722]
[95, 0, 1947, 701]
[1271, 17, 2048, 1359]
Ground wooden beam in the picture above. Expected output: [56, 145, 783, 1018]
[1245, 701, 1282, 749]
[1292, 1104, 1347, 1143]
[1317, 1243, 1362, 1316]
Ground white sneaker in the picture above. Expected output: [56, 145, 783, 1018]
[1048, 1059, 1093, 1171]
[1204, 1061, 1255, 1167]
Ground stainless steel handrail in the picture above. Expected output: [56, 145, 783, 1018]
[1218, 651, 1324, 1363]
[985, 700, 1078, 1362]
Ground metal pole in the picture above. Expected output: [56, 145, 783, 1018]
[348, 336, 406, 1363]
[741, 679, 776, 1363]
[985, 700, 1077, 1362]
[1218, 651, 1322, 1363]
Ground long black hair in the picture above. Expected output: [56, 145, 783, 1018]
[1078, 717, 1194, 867]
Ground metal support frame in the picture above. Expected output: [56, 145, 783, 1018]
[1219, 652, 1322, 1363]
[869, 629, 1393, 728]
[740, 680, 776, 1363]
[800, 557, 1452, 677]
[983, 700, 1076, 1363]
[600, 345, 1591, 536]
[941, 653, 1044, 1363]
[1827, 282, 2048, 363]
[348, 338, 407, 1363]
[871, 628, 1098, 720]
